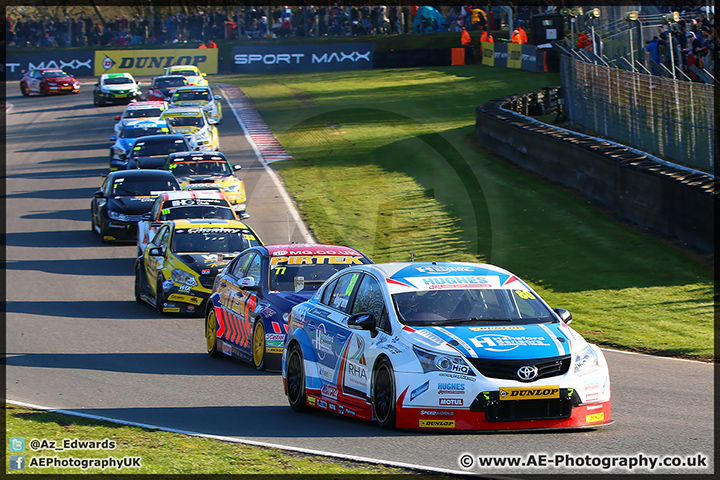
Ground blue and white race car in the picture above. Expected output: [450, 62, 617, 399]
[283, 262, 611, 431]
[109, 120, 173, 171]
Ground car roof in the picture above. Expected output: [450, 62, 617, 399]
[153, 75, 187, 80]
[123, 119, 169, 128]
[161, 106, 204, 115]
[262, 244, 368, 257]
[108, 169, 178, 180]
[168, 152, 227, 162]
[103, 72, 134, 79]
[350, 262, 523, 292]
[38, 68, 67, 73]
[167, 65, 201, 71]
[168, 219, 253, 230]
[134, 133, 186, 142]
[125, 101, 167, 109]
[157, 190, 230, 201]
[174, 86, 211, 92]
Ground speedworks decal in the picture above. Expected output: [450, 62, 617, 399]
[231, 43, 374, 73]
[94, 49, 218, 76]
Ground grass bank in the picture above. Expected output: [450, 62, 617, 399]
[217, 65, 713, 361]
[5, 404, 437, 475]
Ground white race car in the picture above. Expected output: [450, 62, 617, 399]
[283, 261, 611, 431]
[169, 86, 222, 124]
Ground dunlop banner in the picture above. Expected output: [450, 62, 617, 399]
[94, 49, 218, 76]
[481, 41, 495, 67]
[507, 43, 523, 69]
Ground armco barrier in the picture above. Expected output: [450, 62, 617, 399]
[475, 93, 715, 253]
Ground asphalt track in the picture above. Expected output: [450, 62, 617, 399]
[4, 81, 715, 477]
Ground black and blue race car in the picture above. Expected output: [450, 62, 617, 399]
[204, 244, 372, 371]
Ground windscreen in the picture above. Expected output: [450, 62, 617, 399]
[43, 70, 71, 79]
[133, 139, 188, 157]
[164, 115, 203, 128]
[120, 126, 169, 139]
[393, 288, 554, 326]
[168, 161, 230, 176]
[105, 77, 133, 85]
[156, 77, 187, 88]
[269, 255, 371, 292]
[173, 90, 211, 101]
[124, 108, 163, 118]
[110, 176, 180, 196]
[171, 69, 199, 77]
[173, 228, 261, 253]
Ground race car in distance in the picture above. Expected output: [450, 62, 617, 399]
[124, 134, 191, 170]
[205, 244, 372, 371]
[93, 72, 142, 106]
[137, 190, 237, 256]
[145, 75, 189, 102]
[135, 219, 262, 315]
[109, 120, 172, 171]
[169, 86, 222, 124]
[164, 64, 208, 86]
[90, 169, 182, 242]
[164, 152, 247, 217]
[283, 262, 612, 431]
[160, 107, 219, 151]
[113, 101, 168, 135]
[20, 68, 80, 96]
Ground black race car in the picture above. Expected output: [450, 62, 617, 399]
[124, 134, 191, 170]
[90, 169, 182, 242]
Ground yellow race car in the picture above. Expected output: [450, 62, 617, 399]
[164, 64, 208, 87]
[160, 107, 219, 151]
[164, 151, 248, 218]
[134, 218, 262, 315]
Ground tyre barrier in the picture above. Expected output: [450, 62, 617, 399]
[475, 91, 715, 253]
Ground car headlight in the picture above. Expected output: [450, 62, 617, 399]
[574, 344, 600, 375]
[413, 345, 475, 376]
[107, 210, 128, 221]
[224, 183, 240, 192]
[172, 269, 198, 287]
[112, 146, 126, 155]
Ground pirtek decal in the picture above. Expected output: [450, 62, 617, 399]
[499, 386, 560, 400]
[94, 49, 218, 76]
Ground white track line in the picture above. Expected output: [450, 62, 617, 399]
[216, 83, 314, 244]
[7, 400, 470, 476]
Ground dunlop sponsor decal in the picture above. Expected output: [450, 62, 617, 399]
[95, 49, 218, 76]
[499, 386, 560, 400]
[586, 412, 605, 423]
[265, 347, 283, 354]
[167, 294, 203, 305]
[419, 420, 455, 428]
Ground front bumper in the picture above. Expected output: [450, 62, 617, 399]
[47, 84, 80, 94]
[100, 219, 138, 242]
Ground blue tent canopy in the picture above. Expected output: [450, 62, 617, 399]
[414, 6, 446, 33]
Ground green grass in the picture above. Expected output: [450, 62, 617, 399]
[5, 404, 439, 475]
[216, 65, 714, 361]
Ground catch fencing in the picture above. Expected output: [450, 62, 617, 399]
[559, 53, 715, 173]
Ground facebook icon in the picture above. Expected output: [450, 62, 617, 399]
[10, 455, 25, 470]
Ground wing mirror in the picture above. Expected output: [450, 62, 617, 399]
[109, 135, 117, 141]
[148, 246, 163, 256]
[233, 164, 242, 171]
[240, 276, 258, 290]
[554, 308, 572, 324]
[214, 95, 222, 100]
[348, 312, 377, 331]
[114, 114, 121, 120]
[93, 190, 104, 198]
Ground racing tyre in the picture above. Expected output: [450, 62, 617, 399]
[286, 344, 307, 412]
[20, 83, 28, 96]
[39, 83, 46, 96]
[155, 278, 166, 314]
[372, 358, 396, 429]
[134, 264, 144, 304]
[252, 320, 266, 370]
[205, 308, 221, 358]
